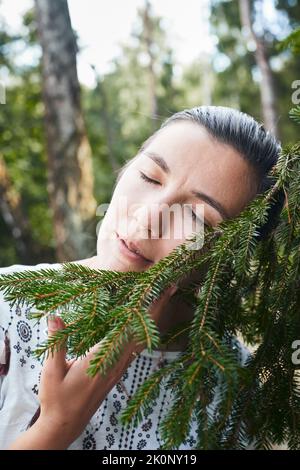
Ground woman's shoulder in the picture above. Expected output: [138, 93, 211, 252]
[0, 262, 62, 313]
[0, 262, 62, 333]
[0, 261, 62, 275]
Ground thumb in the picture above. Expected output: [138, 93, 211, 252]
[168, 284, 178, 297]
[44, 314, 67, 377]
[150, 284, 178, 326]
[160, 284, 178, 300]
[156, 284, 178, 304]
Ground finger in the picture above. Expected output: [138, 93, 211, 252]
[66, 357, 76, 366]
[65, 357, 76, 371]
[166, 284, 178, 297]
[154, 284, 178, 305]
[44, 314, 68, 378]
[149, 284, 178, 325]
[67, 339, 106, 378]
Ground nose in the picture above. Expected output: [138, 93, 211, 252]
[131, 203, 165, 239]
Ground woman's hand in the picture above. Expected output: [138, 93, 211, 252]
[8, 284, 178, 449]
[39, 284, 178, 440]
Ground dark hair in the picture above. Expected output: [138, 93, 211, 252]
[117, 105, 285, 241]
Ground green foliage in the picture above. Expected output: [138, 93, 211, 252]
[289, 106, 300, 124]
[0, 8, 55, 266]
[210, 0, 300, 143]
[277, 28, 300, 55]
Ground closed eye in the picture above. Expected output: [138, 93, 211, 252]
[139, 171, 161, 185]
[191, 209, 210, 228]
[139, 171, 210, 227]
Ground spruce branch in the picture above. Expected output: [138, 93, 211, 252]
[1, 141, 300, 448]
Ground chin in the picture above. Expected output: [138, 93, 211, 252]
[114, 260, 151, 273]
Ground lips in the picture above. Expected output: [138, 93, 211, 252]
[116, 233, 152, 264]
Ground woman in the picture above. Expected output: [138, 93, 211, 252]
[0, 106, 284, 450]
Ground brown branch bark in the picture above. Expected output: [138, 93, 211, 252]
[239, 0, 279, 138]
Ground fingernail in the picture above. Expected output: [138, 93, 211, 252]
[47, 314, 59, 330]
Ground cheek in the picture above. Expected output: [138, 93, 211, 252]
[116, 167, 143, 194]
[96, 172, 143, 236]
[113, 170, 154, 214]
[159, 236, 186, 259]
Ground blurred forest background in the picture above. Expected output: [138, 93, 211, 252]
[0, 0, 299, 268]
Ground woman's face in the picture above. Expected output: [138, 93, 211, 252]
[96, 121, 258, 272]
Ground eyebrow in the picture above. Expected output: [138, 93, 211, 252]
[144, 150, 171, 174]
[143, 150, 230, 220]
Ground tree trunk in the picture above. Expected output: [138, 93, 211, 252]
[34, 0, 97, 262]
[239, 0, 279, 138]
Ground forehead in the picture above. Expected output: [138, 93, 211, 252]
[140, 121, 258, 218]
[146, 121, 242, 168]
